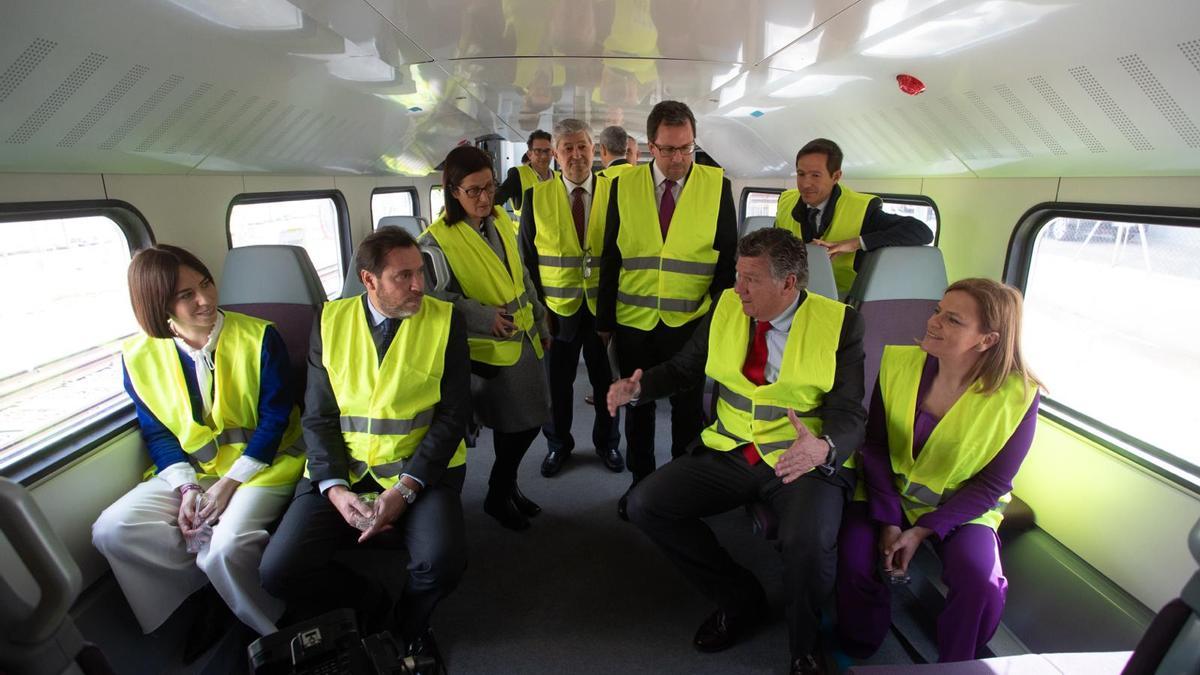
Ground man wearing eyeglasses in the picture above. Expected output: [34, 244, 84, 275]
[518, 119, 624, 480]
[597, 100, 738, 520]
[496, 129, 556, 219]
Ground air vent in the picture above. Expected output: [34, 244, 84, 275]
[1027, 76, 1105, 153]
[938, 96, 1000, 159]
[964, 90, 1034, 157]
[58, 64, 148, 148]
[1118, 53, 1200, 148]
[0, 38, 57, 104]
[918, 101, 975, 160]
[99, 74, 183, 150]
[135, 82, 212, 152]
[167, 88, 235, 155]
[1068, 66, 1152, 151]
[7, 52, 106, 145]
[993, 84, 1067, 155]
[195, 94, 257, 156]
[1181, 39, 1200, 74]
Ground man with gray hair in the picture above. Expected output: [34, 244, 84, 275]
[607, 227, 866, 675]
[519, 118, 624, 479]
[597, 125, 634, 179]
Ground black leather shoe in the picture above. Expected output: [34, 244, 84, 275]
[406, 628, 447, 675]
[540, 450, 570, 477]
[596, 446, 625, 473]
[483, 495, 530, 531]
[790, 654, 826, 675]
[692, 608, 758, 653]
[511, 483, 541, 517]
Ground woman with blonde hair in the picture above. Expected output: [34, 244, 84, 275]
[836, 278, 1043, 662]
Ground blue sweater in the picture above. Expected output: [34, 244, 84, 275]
[122, 325, 293, 473]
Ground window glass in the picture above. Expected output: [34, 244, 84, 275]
[1023, 216, 1200, 467]
[430, 186, 445, 222]
[371, 189, 415, 229]
[0, 214, 137, 463]
[744, 191, 780, 218]
[880, 200, 938, 242]
[229, 196, 342, 298]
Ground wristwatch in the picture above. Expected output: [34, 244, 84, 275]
[393, 481, 418, 504]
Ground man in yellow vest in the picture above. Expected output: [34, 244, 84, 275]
[519, 118, 624, 477]
[260, 227, 471, 671]
[774, 138, 932, 296]
[609, 228, 866, 675]
[596, 100, 738, 518]
[597, 125, 634, 179]
[495, 129, 555, 218]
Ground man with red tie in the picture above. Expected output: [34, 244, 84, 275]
[596, 100, 738, 518]
[608, 228, 866, 675]
[520, 118, 624, 478]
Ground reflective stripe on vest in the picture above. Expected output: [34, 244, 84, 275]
[879, 345, 1037, 531]
[531, 175, 611, 316]
[321, 295, 466, 489]
[421, 208, 544, 366]
[699, 290, 846, 468]
[614, 162, 722, 329]
[123, 311, 304, 488]
[774, 186, 874, 296]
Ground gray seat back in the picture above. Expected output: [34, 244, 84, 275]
[844, 246, 948, 407]
[378, 215, 427, 238]
[741, 215, 775, 238]
[805, 243, 838, 300]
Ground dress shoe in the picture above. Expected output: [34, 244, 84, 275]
[540, 449, 570, 477]
[406, 628, 447, 675]
[790, 654, 826, 675]
[511, 482, 541, 517]
[595, 446, 625, 472]
[483, 495, 530, 531]
[693, 608, 757, 653]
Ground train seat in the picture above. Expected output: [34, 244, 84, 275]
[219, 245, 326, 405]
[741, 215, 775, 238]
[845, 246, 948, 410]
[377, 215, 428, 238]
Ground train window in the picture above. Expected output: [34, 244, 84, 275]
[0, 201, 152, 474]
[228, 191, 350, 299]
[738, 188, 940, 244]
[430, 185, 445, 221]
[1009, 206, 1200, 485]
[370, 187, 419, 229]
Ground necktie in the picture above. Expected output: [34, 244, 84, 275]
[378, 317, 399, 359]
[740, 320, 772, 465]
[807, 206, 822, 238]
[659, 179, 676, 238]
[571, 186, 586, 244]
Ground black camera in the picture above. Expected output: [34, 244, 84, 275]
[248, 609, 434, 675]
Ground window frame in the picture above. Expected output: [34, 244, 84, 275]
[225, 190, 352, 297]
[370, 186, 421, 229]
[0, 199, 155, 485]
[1005, 201, 1200, 494]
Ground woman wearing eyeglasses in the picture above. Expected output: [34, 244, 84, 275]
[419, 145, 552, 531]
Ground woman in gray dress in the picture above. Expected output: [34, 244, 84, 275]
[420, 145, 551, 531]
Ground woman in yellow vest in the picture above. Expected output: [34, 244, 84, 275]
[835, 278, 1042, 663]
[91, 245, 303, 654]
[420, 145, 552, 531]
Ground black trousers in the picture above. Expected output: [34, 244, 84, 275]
[259, 468, 466, 643]
[542, 307, 620, 454]
[626, 447, 849, 658]
[614, 321, 704, 481]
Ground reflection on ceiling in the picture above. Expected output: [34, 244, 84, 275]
[0, 0, 1198, 178]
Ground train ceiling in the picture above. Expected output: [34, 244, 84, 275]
[0, 0, 1198, 179]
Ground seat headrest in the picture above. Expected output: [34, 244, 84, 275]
[219, 245, 326, 307]
[847, 246, 948, 304]
[741, 215, 775, 238]
[805, 243, 839, 300]
[378, 215, 428, 238]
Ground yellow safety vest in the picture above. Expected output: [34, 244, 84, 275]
[700, 290, 846, 469]
[879, 345, 1036, 531]
[775, 186, 874, 296]
[123, 311, 304, 488]
[509, 164, 555, 220]
[531, 175, 611, 316]
[421, 208, 544, 366]
[320, 295, 467, 488]
[614, 163, 723, 329]
[598, 162, 634, 180]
